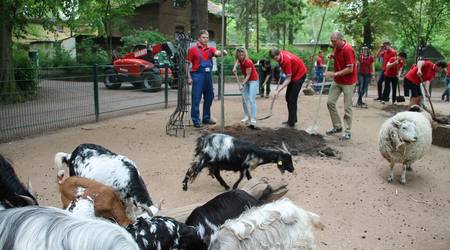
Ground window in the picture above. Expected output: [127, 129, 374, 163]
[173, 0, 187, 8]
[208, 30, 215, 40]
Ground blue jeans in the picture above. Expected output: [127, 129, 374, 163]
[315, 66, 324, 83]
[442, 77, 450, 101]
[242, 80, 259, 120]
[191, 71, 214, 125]
[357, 73, 371, 103]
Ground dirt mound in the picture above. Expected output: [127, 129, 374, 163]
[208, 124, 338, 157]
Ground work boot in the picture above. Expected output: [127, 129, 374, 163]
[326, 127, 342, 135]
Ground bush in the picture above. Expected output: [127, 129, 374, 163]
[13, 47, 39, 98]
[121, 29, 170, 48]
[76, 39, 110, 66]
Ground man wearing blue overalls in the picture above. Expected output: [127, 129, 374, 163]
[186, 30, 226, 128]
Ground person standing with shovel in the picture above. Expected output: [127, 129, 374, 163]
[325, 31, 357, 140]
[269, 48, 307, 128]
[232, 48, 259, 126]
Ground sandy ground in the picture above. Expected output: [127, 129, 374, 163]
[1, 86, 449, 250]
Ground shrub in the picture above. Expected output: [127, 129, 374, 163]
[121, 29, 171, 48]
[76, 39, 110, 66]
[13, 47, 39, 99]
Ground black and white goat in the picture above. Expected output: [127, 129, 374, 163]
[182, 133, 294, 191]
[184, 190, 263, 249]
[126, 215, 203, 250]
[0, 154, 38, 208]
[55, 143, 158, 220]
[0, 206, 139, 250]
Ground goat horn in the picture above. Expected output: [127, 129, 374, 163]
[17, 195, 37, 206]
[281, 141, 289, 152]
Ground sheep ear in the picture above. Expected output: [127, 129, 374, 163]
[392, 119, 402, 128]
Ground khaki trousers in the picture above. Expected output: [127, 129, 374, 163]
[326, 82, 355, 131]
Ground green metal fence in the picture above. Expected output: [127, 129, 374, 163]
[1, 63, 273, 142]
[0, 65, 177, 142]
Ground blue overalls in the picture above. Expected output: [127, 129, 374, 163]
[191, 47, 214, 125]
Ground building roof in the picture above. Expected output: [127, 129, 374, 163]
[419, 44, 445, 61]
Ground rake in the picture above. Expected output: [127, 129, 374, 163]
[306, 59, 330, 135]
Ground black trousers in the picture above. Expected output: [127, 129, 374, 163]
[376, 71, 385, 99]
[286, 75, 306, 125]
[382, 76, 398, 102]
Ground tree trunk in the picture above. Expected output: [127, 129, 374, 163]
[256, 0, 259, 52]
[244, 19, 249, 49]
[361, 0, 373, 48]
[288, 22, 294, 45]
[191, 0, 209, 38]
[104, 0, 112, 57]
[0, 1, 18, 103]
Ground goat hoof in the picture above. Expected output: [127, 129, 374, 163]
[387, 176, 394, 183]
[400, 178, 406, 185]
[406, 166, 413, 171]
[182, 184, 188, 191]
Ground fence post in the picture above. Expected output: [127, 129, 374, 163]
[164, 63, 169, 109]
[217, 63, 222, 100]
[93, 64, 99, 122]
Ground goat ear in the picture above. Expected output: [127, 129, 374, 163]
[8, 195, 36, 206]
[392, 119, 402, 128]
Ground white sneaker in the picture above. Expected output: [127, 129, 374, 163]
[250, 119, 256, 125]
[241, 117, 249, 123]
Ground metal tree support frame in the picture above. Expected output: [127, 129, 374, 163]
[166, 36, 193, 137]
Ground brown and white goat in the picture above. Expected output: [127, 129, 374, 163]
[57, 171, 132, 226]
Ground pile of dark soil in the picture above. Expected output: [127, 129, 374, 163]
[208, 124, 338, 157]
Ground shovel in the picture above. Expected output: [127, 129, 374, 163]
[258, 77, 282, 120]
[419, 81, 436, 119]
[306, 59, 330, 135]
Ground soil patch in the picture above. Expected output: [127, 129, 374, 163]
[208, 124, 339, 157]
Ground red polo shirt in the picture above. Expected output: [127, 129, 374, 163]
[187, 43, 217, 72]
[316, 55, 324, 67]
[405, 60, 436, 85]
[278, 50, 307, 81]
[384, 57, 404, 77]
[446, 62, 450, 77]
[333, 42, 357, 85]
[381, 48, 396, 70]
[239, 58, 259, 81]
[358, 54, 374, 74]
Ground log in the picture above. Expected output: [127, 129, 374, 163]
[432, 123, 450, 148]
[158, 177, 289, 222]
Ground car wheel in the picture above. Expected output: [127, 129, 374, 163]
[104, 68, 122, 89]
[142, 69, 162, 92]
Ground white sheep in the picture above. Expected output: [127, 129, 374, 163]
[208, 198, 323, 250]
[378, 108, 432, 184]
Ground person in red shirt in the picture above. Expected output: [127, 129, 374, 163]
[325, 31, 357, 140]
[232, 48, 259, 125]
[186, 30, 226, 128]
[269, 48, 307, 128]
[315, 51, 325, 83]
[356, 46, 375, 107]
[441, 62, 450, 102]
[375, 41, 396, 100]
[382, 52, 407, 104]
[404, 59, 447, 107]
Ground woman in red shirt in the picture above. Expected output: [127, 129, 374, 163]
[232, 48, 259, 125]
[356, 46, 374, 107]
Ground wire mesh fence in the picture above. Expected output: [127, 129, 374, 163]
[1, 61, 277, 142]
[0, 65, 177, 142]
